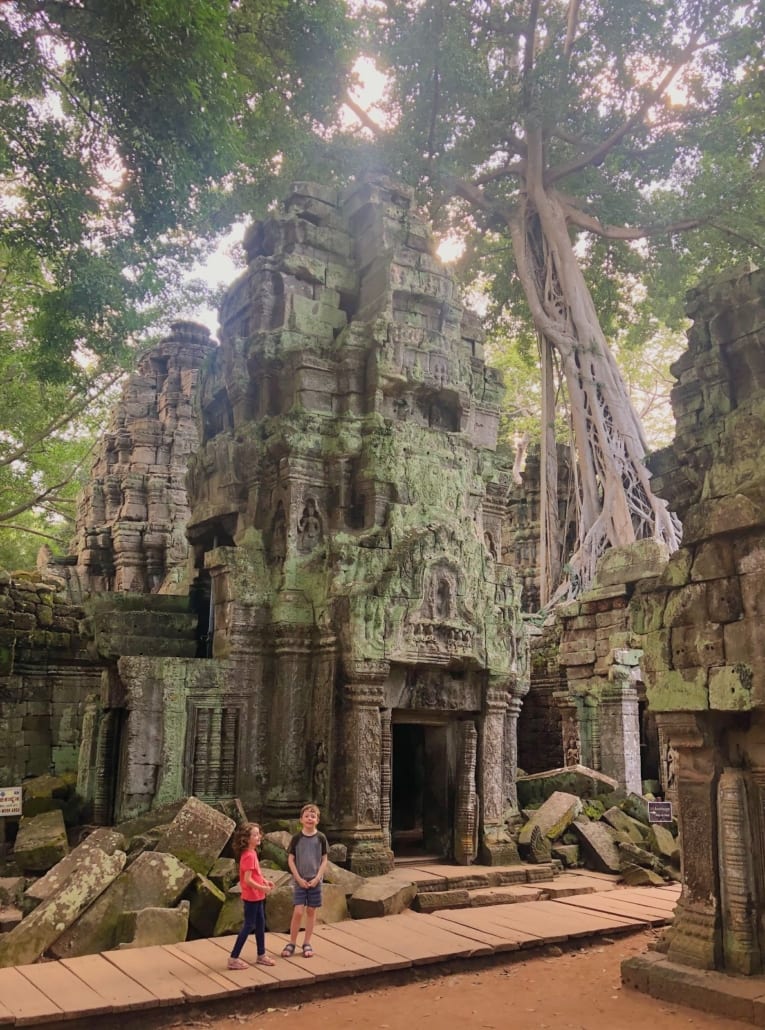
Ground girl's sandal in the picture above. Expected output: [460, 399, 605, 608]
[302, 943, 314, 958]
[256, 955, 276, 966]
[281, 942, 296, 957]
[227, 957, 248, 970]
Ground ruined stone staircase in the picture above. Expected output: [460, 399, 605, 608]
[393, 860, 622, 915]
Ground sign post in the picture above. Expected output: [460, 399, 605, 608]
[0, 786, 22, 818]
[647, 800, 673, 824]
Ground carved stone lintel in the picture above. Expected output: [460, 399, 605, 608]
[342, 658, 390, 685]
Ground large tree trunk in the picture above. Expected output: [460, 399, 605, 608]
[510, 189, 680, 601]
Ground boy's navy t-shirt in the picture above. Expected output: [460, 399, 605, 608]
[288, 830, 328, 880]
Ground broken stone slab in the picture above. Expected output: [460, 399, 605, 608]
[324, 860, 365, 895]
[188, 874, 226, 937]
[328, 843, 347, 864]
[153, 795, 235, 875]
[113, 798, 187, 840]
[348, 874, 417, 919]
[647, 823, 680, 864]
[260, 881, 349, 934]
[50, 850, 195, 959]
[621, 864, 666, 887]
[471, 888, 536, 907]
[261, 830, 291, 868]
[414, 889, 470, 912]
[116, 901, 190, 949]
[601, 807, 647, 844]
[551, 844, 580, 868]
[208, 857, 238, 892]
[571, 819, 622, 875]
[618, 840, 664, 872]
[518, 791, 582, 847]
[13, 810, 69, 874]
[619, 792, 652, 826]
[516, 766, 619, 808]
[0, 847, 125, 968]
[213, 797, 248, 827]
[25, 827, 126, 905]
[0, 877, 24, 908]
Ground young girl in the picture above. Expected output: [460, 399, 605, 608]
[228, 822, 276, 969]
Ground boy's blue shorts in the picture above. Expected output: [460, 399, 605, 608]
[293, 883, 322, 908]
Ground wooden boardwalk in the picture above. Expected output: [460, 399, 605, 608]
[0, 881, 680, 1028]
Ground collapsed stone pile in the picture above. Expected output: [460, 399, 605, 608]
[514, 766, 680, 885]
[0, 790, 416, 967]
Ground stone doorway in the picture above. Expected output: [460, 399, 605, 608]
[391, 719, 451, 860]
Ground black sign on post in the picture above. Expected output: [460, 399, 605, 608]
[648, 800, 673, 823]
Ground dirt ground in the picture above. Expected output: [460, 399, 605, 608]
[179, 930, 748, 1030]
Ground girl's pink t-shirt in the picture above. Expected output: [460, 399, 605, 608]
[239, 848, 266, 901]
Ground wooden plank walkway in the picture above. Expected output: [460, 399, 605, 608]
[0, 883, 680, 1028]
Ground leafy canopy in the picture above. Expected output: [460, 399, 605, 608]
[0, 0, 353, 561]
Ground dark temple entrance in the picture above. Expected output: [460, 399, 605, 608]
[391, 719, 451, 859]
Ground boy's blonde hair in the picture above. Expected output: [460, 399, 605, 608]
[300, 803, 320, 819]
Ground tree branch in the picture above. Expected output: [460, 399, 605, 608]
[547, 24, 711, 185]
[0, 523, 68, 545]
[0, 371, 121, 470]
[342, 94, 383, 135]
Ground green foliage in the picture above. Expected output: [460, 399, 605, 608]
[349, 0, 765, 440]
[0, 0, 353, 566]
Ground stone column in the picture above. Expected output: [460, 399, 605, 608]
[380, 707, 392, 851]
[335, 659, 393, 876]
[658, 711, 722, 971]
[598, 650, 642, 794]
[718, 768, 763, 975]
[503, 690, 524, 810]
[478, 684, 518, 864]
[454, 720, 478, 864]
[266, 624, 313, 817]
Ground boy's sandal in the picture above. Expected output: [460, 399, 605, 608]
[256, 955, 276, 966]
[302, 943, 314, 958]
[281, 942, 296, 957]
[227, 957, 248, 970]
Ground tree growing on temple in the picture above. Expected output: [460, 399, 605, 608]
[350, 0, 765, 602]
[0, 0, 352, 557]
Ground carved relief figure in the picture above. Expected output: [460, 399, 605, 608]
[298, 498, 323, 553]
[312, 741, 328, 807]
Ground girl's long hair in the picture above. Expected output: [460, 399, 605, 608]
[232, 821, 261, 860]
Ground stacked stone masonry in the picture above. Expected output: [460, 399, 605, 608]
[633, 268, 765, 977]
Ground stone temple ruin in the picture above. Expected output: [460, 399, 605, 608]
[6, 173, 765, 1013]
[12, 176, 529, 876]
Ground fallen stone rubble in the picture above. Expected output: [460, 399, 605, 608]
[0, 765, 679, 966]
[515, 765, 680, 885]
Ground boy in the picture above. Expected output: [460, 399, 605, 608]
[281, 802, 328, 958]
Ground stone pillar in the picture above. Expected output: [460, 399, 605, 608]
[598, 650, 642, 794]
[658, 711, 722, 971]
[718, 768, 763, 975]
[454, 720, 478, 864]
[266, 624, 314, 817]
[335, 660, 393, 876]
[478, 685, 518, 864]
[380, 707, 392, 851]
[503, 691, 523, 810]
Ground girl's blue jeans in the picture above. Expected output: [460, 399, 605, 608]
[230, 899, 266, 958]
